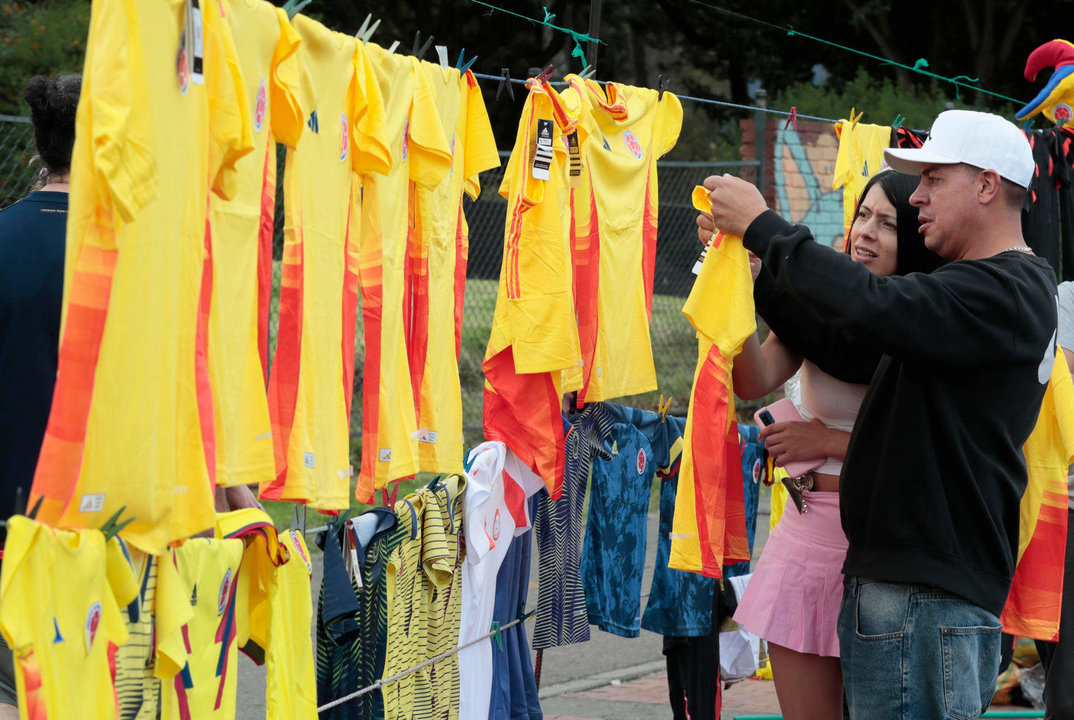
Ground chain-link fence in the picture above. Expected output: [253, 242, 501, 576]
[0, 114, 759, 452]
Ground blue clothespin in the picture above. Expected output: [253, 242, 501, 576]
[456, 49, 479, 76]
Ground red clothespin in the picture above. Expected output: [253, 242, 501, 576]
[784, 106, 798, 132]
[534, 63, 556, 87]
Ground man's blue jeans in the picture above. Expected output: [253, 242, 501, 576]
[838, 576, 1002, 720]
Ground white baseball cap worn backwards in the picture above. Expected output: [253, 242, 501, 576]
[883, 109, 1035, 189]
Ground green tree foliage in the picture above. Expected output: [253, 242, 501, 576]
[0, 0, 90, 115]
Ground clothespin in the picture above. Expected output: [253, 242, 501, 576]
[281, 0, 311, 20]
[290, 504, 300, 531]
[412, 31, 434, 60]
[658, 395, 672, 422]
[1022, 116, 1036, 130]
[100, 505, 135, 542]
[784, 106, 798, 132]
[355, 13, 380, 44]
[578, 64, 596, 81]
[434, 45, 450, 69]
[26, 495, 43, 521]
[891, 113, 905, 130]
[534, 63, 556, 86]
[496, 67, 515, 101]
[657, 74, 672, 101]
[489, 620, 504, 650]
[387, 40, 400, 54]
[456, 49, 479, 75]
[847, 107, 863, 129]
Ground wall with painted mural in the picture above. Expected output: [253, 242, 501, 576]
[740, 118, 846, 251]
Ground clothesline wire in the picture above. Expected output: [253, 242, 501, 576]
[316, 611, 536, 714]
[679, 0, 1029, 106]
[469, 71, 840, 124]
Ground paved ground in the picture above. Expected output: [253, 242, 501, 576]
[234, 494, 1035, 719]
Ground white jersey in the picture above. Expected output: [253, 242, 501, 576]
[457, 441, 544, 720]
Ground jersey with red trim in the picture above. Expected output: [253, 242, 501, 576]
[668, 187, 753, 578]
[481, 78, 586, 499]
[407, 65, 499, 477]
[0, 516, 134, 720]
[263, 17, 391, 510]
[1001, 350, 1074, 640]
[566, 77, 682, 402]
[355, 45, 452, 503]
[833, 120, 891, 236]
[156, 537, 244, 720]
[216, 509, 317, 719]
[209, 0, 310, 488]
[29, 0, 252, 554]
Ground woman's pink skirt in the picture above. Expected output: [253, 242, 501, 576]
[733, 490, 847, 658]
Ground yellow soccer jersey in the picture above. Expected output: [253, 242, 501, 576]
[668, 188, 755, 577]
[0, 516, 134, 720]
[355, 45, 453, 503]
[833, 120, 891, 236]
[408, 64, 500, 476]
[29, 0, 252, 554]
[263, 17, 391, 510]
[209, 0, 310, 488]
[567, 77, 682, 402]
[216, 509, 317, 719]
[156, 538, 244, 720]
[383, 479, 465, 720]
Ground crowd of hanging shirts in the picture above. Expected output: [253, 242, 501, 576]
[5, 0, 1074, 718]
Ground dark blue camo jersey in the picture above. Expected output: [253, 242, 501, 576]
[582, 403, 687, 637]
[532, 407, 613, 649]
[315, 507, 399, 720]
[641, 421, 765, 635]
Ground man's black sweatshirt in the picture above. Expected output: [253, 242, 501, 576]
[743, 210, 1058, 616]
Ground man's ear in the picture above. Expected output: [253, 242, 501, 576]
[977, 169, 1002, 205]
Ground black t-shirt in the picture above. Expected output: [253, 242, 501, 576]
[0, 191, 67, 536]
[745, 209, 1057, 615]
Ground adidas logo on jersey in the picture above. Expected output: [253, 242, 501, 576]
[190, 583, 198, 607]
[307, 110, 319, 134]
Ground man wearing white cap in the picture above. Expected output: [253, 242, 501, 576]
[700, 110, 1057, 719]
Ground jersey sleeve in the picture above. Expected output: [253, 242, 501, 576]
[407, 60, 454, 189]
[831, 121, 856, 191]
[205, 0, 254, 201]
[461, 70, 501, 201]
[0, 517, 36, 651]
[153, 548, 195, 681]
[85, 0, 158, 223]
[350, 42, 392, 176]
[105, 537, 140, 608]
[268, 8, 311, 149]
[654, 92, 683, 159]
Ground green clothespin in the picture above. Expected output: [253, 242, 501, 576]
[892, 113, 905, 130]
[100, 505, 135, 542]
[355, 14, 380, 44]
[489, 620, 504, 650]
[281, 0, 311, 20]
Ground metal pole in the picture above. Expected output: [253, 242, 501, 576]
[753, 88, 768, 197]
[587, 0, 602, 70]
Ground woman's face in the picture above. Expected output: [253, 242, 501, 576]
[849, 184, 899, 277]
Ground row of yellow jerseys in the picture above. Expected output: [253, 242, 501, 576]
[664, 188, 755, 579]
[482, 75, 683, 498]
[27, 0, 500, 552]
[0, 510, 315, 720]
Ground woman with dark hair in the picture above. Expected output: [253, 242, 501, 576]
[697, 170, 945, 720]
[0, 73, 81, 715]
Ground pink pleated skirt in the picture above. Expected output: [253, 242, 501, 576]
[733, 491, 847, 658]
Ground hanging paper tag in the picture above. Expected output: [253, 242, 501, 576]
[531, 119, 553, 181]
[176, 0, 205, 93]
[567, 131, 582, 187]
[693, 234, 715, 275]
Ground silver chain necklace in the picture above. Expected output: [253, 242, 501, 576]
[1002, 246, 1034, 254]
